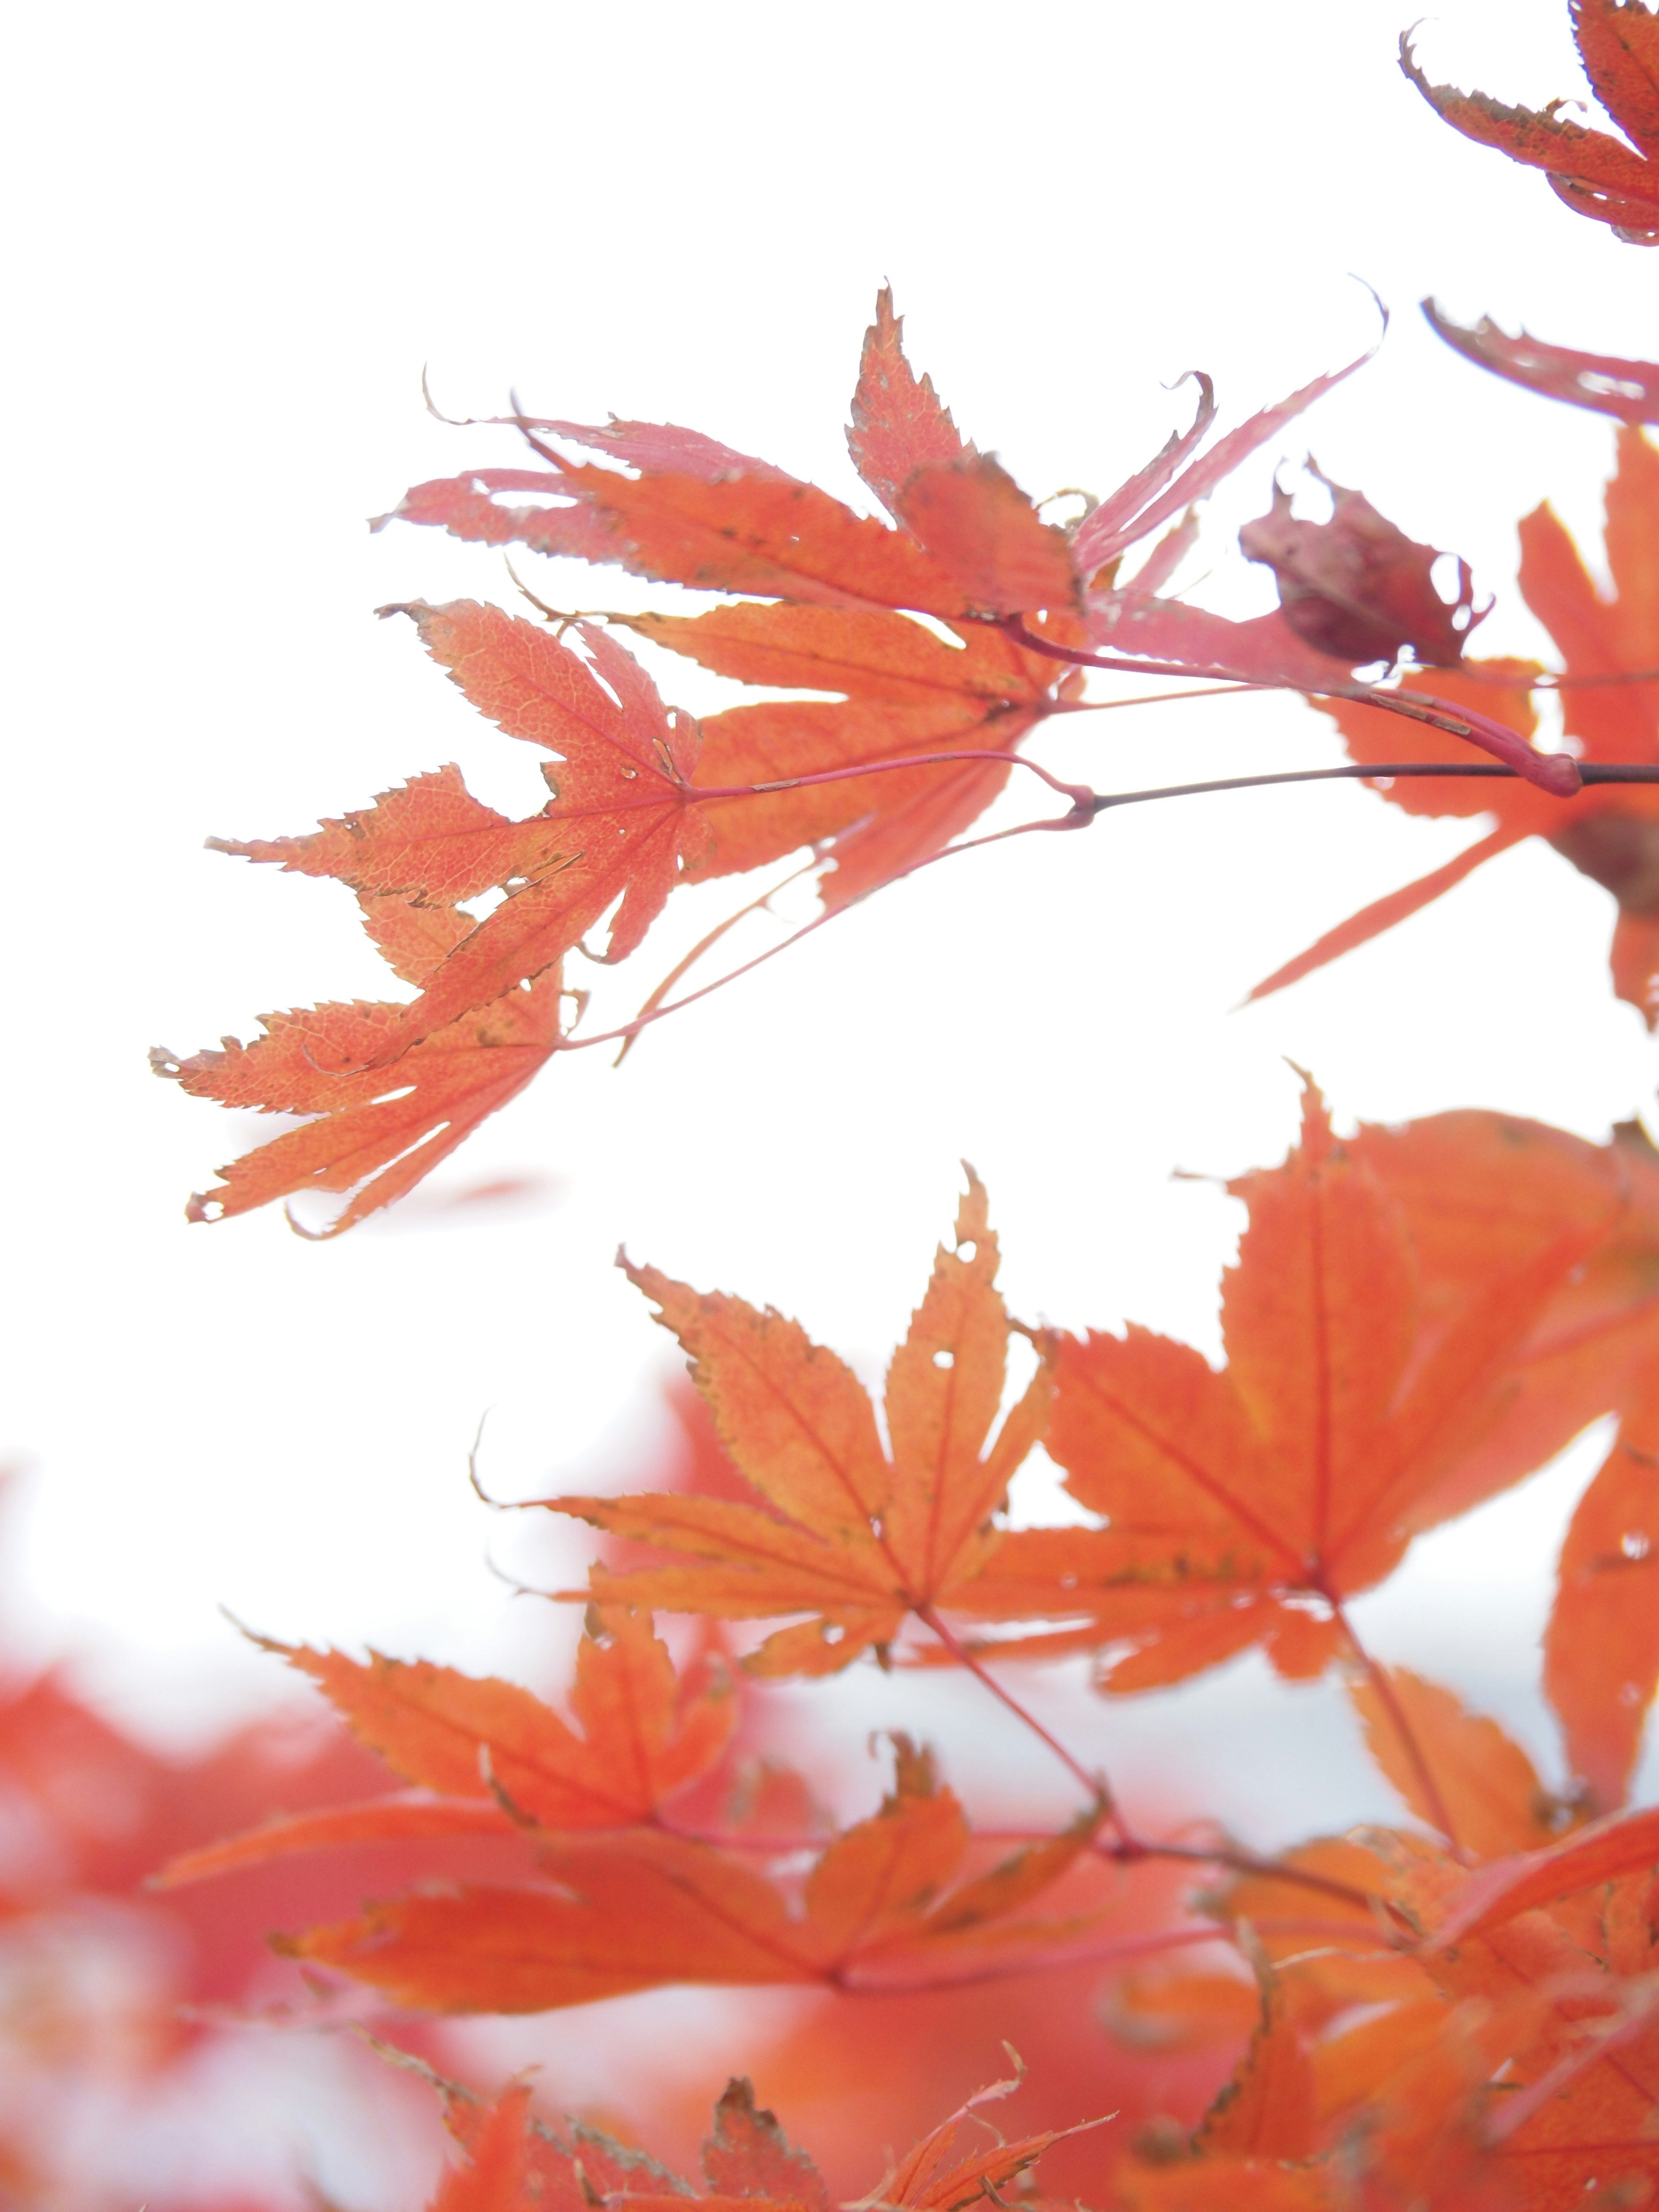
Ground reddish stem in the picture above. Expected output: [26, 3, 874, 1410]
[557, 808, 1082, 1055]
[686, 746, 1090, 811]
[998, 617, 1582, 795]
[552, 758, 1659, 1062]
[636, 1813, 1376, 1916]
[1331, 1598, 1467, 1859]
[915, 1603, 1136, 1847]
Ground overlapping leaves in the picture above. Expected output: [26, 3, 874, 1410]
[1107, 1684, 1659, 2210]
[1252, 428, 1659, 1020]
[424, 2066, 1084, 2212]
[170, 288, 1561, 1233]
[535, 1088, 1659, 1754]
[153, 1098, 1659, 2212]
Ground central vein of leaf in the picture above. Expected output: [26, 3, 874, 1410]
[1074, 1371, 1303, 1580]
[711, 1324, 907, 1594]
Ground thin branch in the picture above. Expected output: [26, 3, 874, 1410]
[556, 809, 1083, 1055]
[550, 758, 1659, 1063]
[611, 855, 819, 1067]
[1087, 760, 1659, 812]
[1048, 683, 1255, 714]
[915, 1603, 1132, 1845]
[997, 618, 1583, 793]
[1093, 1834, 1376, 1910]
[684, 747, 1090, 810]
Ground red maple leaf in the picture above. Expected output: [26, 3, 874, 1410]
[1249, 430, 1659, 1017]
[1403, 0, 1659, 243]
[1239, 464, 1485, 668]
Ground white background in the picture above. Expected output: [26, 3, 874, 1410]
[3, 0, 1656, 1831]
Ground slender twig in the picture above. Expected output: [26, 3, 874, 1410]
[557, 810, 1081, 1055]
[554, 758, 1659, 1061]
[650, 1810, 1376, 1913]
[1087, 760, 1659, 812]
[613, 855, 819, 1067]
[684, 746, 1090, 809]
[1330, 1598, 1466, 1859]
[915, 1603, 1135, 1846]
[997, 617, 1583, 788]
[1093, 1834, 1375, 1909]
[1047, 683, 1254, 714]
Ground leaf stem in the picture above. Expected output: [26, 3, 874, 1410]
[914, 1603, 1134, 1845]
[685, 747, 1090, 810]
[998, 618, 1583, 794]
[557, 810, 1080, 1055]
[1329, 1597, 1467, 1859]
[652, 1818, 1361, 1906]
[555, 760, 1659, 1060]
[1085, 760, 1659, 812]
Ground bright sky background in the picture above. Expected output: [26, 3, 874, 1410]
[6, 0, 1658, 1852]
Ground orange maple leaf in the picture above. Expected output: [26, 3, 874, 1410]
[213, 604, 707, 1051]
[1339, 1110, 1659, 1513]
[273, 1740, 1107, 2012]
[1249, 430, 1659, 1019]
[950, 1083, 1618, 1696]
[1544, 1373, 1659, 1810]
[1403, 1, 1659, 243]
[153, 963, 563, 1236]
[155, 1607, 734, 1887]
[545, 1171, 1049, 1677]
[1134, 1804, 1659, 2209]
[609, 601, 1068, 906]
[1346, 1666, 1576, 1862]
[429, 2075, 823, 2212]
[379, 286, 1376, 902]
[385, 286, 1354, 623]
[172, 291, 1462, 1230]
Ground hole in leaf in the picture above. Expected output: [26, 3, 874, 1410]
[1430, 550, 1465, 608]
[1580, 371, 1649, 403]
[1620, 1530, 1651, 1560]
[957, 1239, 977, 1262]
[933, 1350, 954, 1370]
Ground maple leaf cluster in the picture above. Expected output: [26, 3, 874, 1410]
[1252, 429, 1659, 1021]
[159, 282, 1598, 1236]
[114, 9, 1659, 2204]
[143, 1091, 1659, 2209]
